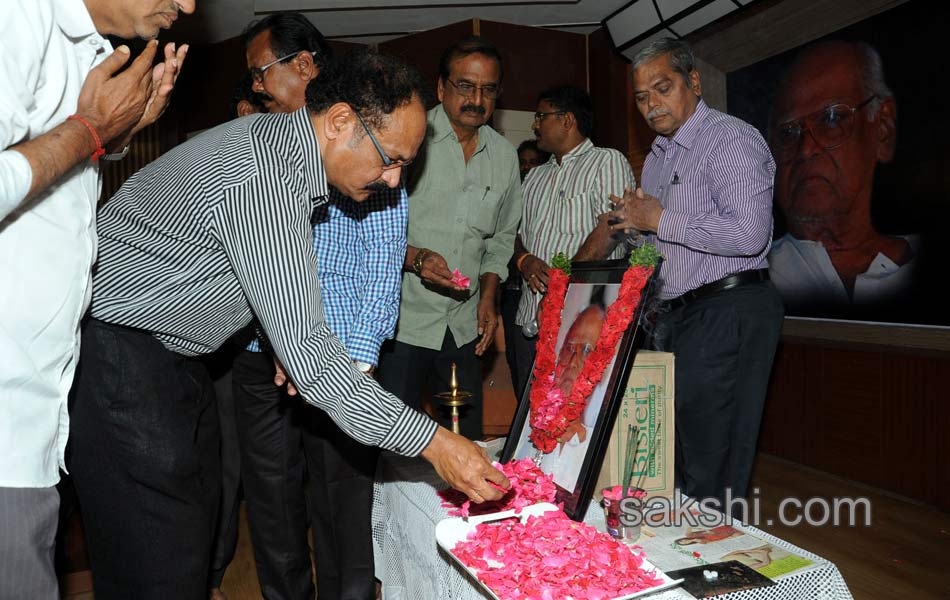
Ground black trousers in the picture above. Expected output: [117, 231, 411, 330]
[203, 344, 245, 590]
[70, 319, 220, 600]
[500, 287, 523, 397]
[511, 327, 537, 403]
[301, 410, 377, 600]
[232, 350, 377, 600]
[377, 329, 483, 440]
[652, 281, 784, 510]
[230, 350, 314, 600]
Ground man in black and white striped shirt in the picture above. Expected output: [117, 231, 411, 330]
[69, 50, 509, 598]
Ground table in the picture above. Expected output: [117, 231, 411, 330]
[372, 454, 854, 600]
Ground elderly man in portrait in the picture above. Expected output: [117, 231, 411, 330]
[513, 285, 616, 491]
[607, 38, 784, 512]
[377, 36, 523, 441]
[767, 41, 912, 314]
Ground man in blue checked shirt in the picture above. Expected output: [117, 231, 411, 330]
[232, 13, 406, 599]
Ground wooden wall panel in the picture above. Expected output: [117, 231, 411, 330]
[378, 20, 475, 107]
[587, 27, 630, 156]
[172, 35, 247, 138]
[760, 339, 950, 511]
[478, 20, 586, 112]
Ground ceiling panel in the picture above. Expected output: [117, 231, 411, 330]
[173, 0, 630, 44]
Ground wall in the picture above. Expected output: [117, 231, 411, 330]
[379, 18, 587, 112]
[761, 334, 950, 511]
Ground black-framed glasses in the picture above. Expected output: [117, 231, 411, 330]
[445, 78, 502, 100]
[352, 111, 411, 171]
[771, 95, 878, 163]
[533, 110, 566, 122]
[249, 51, 316, 84]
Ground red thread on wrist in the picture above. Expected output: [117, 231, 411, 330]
[67, 115, 106, 162]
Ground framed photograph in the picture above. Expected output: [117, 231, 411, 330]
[501, 258, 662, 520]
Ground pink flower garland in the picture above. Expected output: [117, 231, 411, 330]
[439, 459, 558, 518]
[453, 510, 663, 599]
[529, 266, 654, 453]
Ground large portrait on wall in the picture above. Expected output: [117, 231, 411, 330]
[727, 0, 949, 326]
[501, 259, 661, 520]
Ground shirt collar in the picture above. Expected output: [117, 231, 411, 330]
[290, 107, 330, 204]
[54, 0, 99, 40]
[652, 98, 710, 154]
[561, 138, 593, 162]
[431, 103, 490, 156]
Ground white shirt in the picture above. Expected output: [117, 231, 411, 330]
[768, 234, 918, 310]
[0, 0, 111, 487]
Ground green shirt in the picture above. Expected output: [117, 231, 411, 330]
[395, 104, 523, 350]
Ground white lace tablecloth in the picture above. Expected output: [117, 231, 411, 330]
[372, 454, 854, 600]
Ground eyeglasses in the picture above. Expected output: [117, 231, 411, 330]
[444, 78, 502, 100]
[771, 95, 878, 163]
[249, 51, 316, 84]
[352, 110, 412, 171]
[533, 110, 565, 122]
[561, 341, 595, 361]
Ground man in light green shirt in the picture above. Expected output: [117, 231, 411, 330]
[377, 36, 522, 440]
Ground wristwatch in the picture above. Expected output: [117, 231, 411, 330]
[354, 361, 374, 374]
[413, 248, 431, 274]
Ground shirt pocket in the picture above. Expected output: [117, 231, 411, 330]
[552, 192, 599, 235]
[664, 173, 705, 213]
[466, 189, 503, 238]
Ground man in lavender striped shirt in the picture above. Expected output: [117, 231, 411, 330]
[607, 38, 784, 513]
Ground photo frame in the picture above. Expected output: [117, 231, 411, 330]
[501, 258, 663, 520]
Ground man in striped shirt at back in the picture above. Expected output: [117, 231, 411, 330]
[68, 49, 509, 599]
[607, 38, 784, 516]
[510, 85, 636, 396]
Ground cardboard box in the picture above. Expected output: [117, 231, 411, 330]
[595, 351, 675, 501]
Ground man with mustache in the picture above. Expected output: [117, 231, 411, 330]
[606, 38, 783, 513]
[376, 36, 522, 441]
[0, 0, 191, 598]
[68, 50, 509, 599]
[511, 85, 635, 396]
[236, 12, 410, 600]
[767, 41, 910, 315]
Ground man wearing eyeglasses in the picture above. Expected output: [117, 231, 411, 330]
[376, 36, 522, 442]
[509, 85, 636, 396]
[0, 1, 192, 598]
[68, 48, 509, 599]
[235, 13, 410, 600]
[766, 41, 910, 314]
[606, 38, 783, 514]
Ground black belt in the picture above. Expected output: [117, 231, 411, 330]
[664, 269, 769, 311]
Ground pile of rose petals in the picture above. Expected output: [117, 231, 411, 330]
[451, 268, 471, 288]
[439, 459, 557, 518]
[452, 510, 663, 600]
